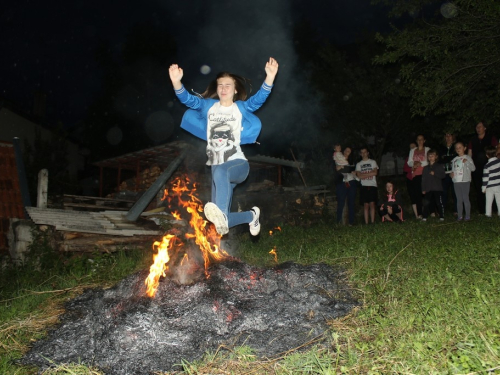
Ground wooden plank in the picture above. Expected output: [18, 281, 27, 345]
[27, 214, 115, 226]
[63, 203, 129, 211]
[63, 194, 136, 203]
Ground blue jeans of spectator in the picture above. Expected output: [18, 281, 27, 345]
[336, 180, 358, 225]
[211, 159, 252, 228]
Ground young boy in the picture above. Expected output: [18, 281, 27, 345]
[355, 147, 379, 224]
[451, 142, 476, 221]
[482, 146, 500, 217]
[421, 149, 446, 221]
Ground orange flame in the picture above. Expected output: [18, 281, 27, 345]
[180, 253, 189, 266]
[145, 176, 230, 297]
[269, 246, 278, 263]
[145, 234, 176, 297]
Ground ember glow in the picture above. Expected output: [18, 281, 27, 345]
[269, 246, 278, 263]
[145, 176, 230, 297]
[269, 226, 281, 236]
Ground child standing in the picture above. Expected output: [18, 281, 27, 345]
[333, 144, 349, 167]
[482, 146, 500, 217]
[355, 147, 379, 224]
[378, 181, 403, 222]
[450, 142, 476, 221]
[421, 149, 446, 221]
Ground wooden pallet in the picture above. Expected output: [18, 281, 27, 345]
[26, 207, 161, 236]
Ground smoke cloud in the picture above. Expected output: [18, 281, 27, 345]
[161, 0, 324, 157]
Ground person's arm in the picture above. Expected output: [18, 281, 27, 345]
[468, 140, 473, 157]
[168, 64, 204, 109]
[244, 58, 279, 112]
[482, 165, 489, 193]
[435, 164, 446, 179]
[407, 149, 415, 167]
[169, 64, 183, 91]
[264, 57, 279, 86]
[420, 148, 430, 167]
[467, 156, 476, 172]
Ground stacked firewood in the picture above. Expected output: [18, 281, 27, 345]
[140, 164, 162, 190]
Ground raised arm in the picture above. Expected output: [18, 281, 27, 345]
[169, 64, 184, 90]
[264, 57, 279, 86]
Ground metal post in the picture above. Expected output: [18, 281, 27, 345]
[12, 137, 31, 213]
[125, 148, 188, 222]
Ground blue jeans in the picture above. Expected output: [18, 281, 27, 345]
[336, 180, 358, 225]
[211, 159, 253, 228]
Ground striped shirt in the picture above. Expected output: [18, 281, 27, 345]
[482, 157, 500, 192]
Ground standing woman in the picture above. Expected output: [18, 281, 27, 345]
[169, 57, 279, 236]
[407, 134, 430, 219]
[403, 142, 416, 213]
[335, 146, 358, 225]
[438, 132, 458, 216]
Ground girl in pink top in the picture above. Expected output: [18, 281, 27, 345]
[407, 135, 430, 219]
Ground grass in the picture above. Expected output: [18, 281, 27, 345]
[1, 215, 500, 374]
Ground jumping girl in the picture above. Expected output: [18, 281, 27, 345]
[168, 57, 279, 236]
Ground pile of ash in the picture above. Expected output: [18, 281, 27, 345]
[22, 260, 358, 374]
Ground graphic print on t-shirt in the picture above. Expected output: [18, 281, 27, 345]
[356, 159, 378, 187]
[453, 158, 464, 182]
[206, 103, 244, 165]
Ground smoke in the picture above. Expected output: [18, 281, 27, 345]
[159, 0, 324, 157]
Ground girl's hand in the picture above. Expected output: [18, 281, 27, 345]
[169, 64, 184, 88]
[264, 57, 279, 85]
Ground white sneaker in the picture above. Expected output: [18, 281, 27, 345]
[204, 202, 228, 235]
[249, 207, 261, 236]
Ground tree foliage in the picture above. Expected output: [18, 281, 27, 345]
[373, 0, 500, 132]
[310, 38, 432, 163]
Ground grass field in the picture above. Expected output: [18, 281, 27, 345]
[1, 213, 499, 374]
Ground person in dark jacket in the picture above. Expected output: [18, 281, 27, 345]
[422, 150, 446, 221]
[438, 132, 457, 216]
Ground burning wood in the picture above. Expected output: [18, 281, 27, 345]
[21, 176, 358, 374]
[144, 176, 232, 297]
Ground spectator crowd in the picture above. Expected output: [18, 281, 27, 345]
[333, 121, 500, 225]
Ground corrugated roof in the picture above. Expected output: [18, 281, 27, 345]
[93, 141, 190, 170]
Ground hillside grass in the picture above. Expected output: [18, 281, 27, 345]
[1, 215, 500, 374]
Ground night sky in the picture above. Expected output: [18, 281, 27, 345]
[1, 0, 394, 147]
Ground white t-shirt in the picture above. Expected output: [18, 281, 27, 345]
[206, 102, 246, 165]
[355, 158, 379, 187]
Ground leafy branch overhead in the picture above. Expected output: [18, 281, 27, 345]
[373, 0, 500, 131]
